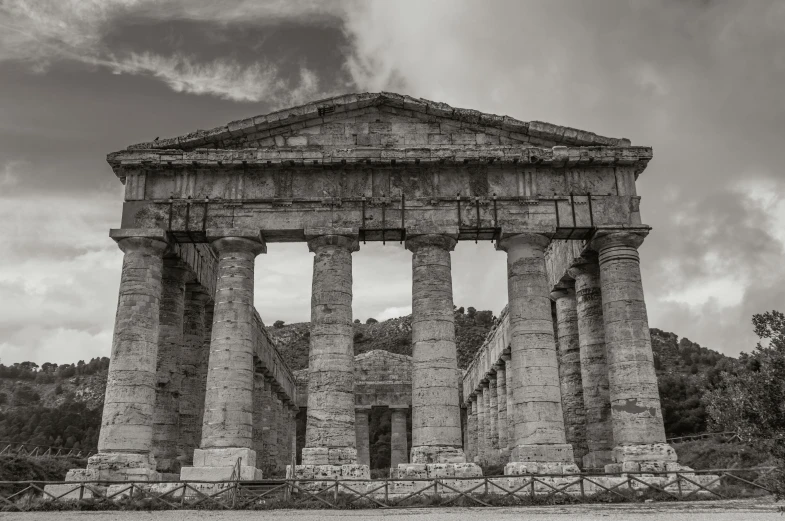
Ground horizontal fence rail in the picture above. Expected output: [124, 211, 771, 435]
[666, 432, 741, 444]
[0, 441, 95, 459]
[0, 467, 776, 512]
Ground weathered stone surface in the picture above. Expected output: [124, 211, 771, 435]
[568, 260, 614, 469]
[477, 385, 487, 463]
[406, 234, 465, 464]
[488, 374, 499, 463]
[303, 234, 359, 465]
[592, 231, 670, 461]
[355, 407, 371, 467]
[95, 235, 168, 480]
[495, 362, 508, 461]
[551, 287, 588, 467]
[178, 284, 211, 466]
[390, 406, 409, 467]
[502, 353, 515, 453]
[153, 259, 189, 474]
[181, 235, 265, 480]
[465, 399, 476, 463]
[498, 233, 574, 466]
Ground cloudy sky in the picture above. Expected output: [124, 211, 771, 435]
[1, 0, 784, 365]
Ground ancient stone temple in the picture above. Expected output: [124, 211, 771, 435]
[59, 91, 686, 484]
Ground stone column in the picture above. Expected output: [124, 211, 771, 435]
[476, 386, 486, 464]
[252, 373, 265, 467]
[301, 235, 363, 470]
[355, 407, 371, 468]
[488, 374, 499, 463]
[498, 233, 576, 474]
[406, 234, 474, 469]
[551, 286, 588, 467]
[151, 259, 189, 475]
[178, 284, 211, 467]
[568, 260, 614, 468]
[92, 232, 168, 481]
[482, 384, 492, 463]
[181, 233, 265, 481]
[593, 231, 675, 469]
[494, 362, 509, 462]
[502, 354, 514, 453]
[465, 399, 476, 462]
[390, 406, 409, 468]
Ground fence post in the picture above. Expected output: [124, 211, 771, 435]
[580, 476, 585, 499]
[384, 480, 389, 505]
[677, 473, 683, 499]
[333, 477, 339, 506]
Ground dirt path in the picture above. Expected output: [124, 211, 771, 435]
[9, 498, 781, 520]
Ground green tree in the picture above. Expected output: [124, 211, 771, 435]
[704, 310, 785, 498]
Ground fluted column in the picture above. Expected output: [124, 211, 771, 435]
[568, 260, 613, 468]
[355, 407, 371, 467]
[593, 231, 673, 467]
[467, 399, 477, 462]
[476, 386, 486, 463]
[502, 354, 514, 453]
[482, 383, 492, 463]
[494, 362, 509, 461]
[488, 374, 499, 462]
[390, 407, 409, 468]
[302, 235, 359, 466]
[406, 234, 467, 464]
[252, 373, 265, 468]
[551, 287, 588, 467]
[151, 259, 189, 474]
[182, 234, 265, 481]
[178, 284, 211, 466]
[93, 233, 168, 480]
[498, 233, 576, 473]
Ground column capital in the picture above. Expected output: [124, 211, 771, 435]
[500, 353, 511, 363]
[405, 233, 457, 253]
[590, 229, 648, 252]
[307, 234, 359, 253]
[355, 405, 373, 413]
[110, 229, 169, 256]
[209, 233, 266, 255]
[492, 361, 506, 372]
[550, 287, 576, 301]
[496, 232, 551, 255]
[566, 259, 600, 280]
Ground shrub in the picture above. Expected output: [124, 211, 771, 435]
[366, 318, 378, 324]
[273, 320, 285, 328]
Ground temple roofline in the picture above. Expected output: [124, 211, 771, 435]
[122, 92, 632, 152]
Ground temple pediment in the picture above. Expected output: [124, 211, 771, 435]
[123, 92, 631, 153]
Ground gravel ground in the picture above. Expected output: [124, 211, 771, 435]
[8, 499, 781, 521]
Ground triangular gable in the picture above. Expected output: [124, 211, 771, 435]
[125, 92, 631, 152]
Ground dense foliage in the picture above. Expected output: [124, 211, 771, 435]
[0, 400, 102, 450]
[0, 358, 109, 382]
[704, 310, 785, 497]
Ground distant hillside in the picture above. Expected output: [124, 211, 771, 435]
[0, 312, 739, 463]
[268, 306, 495, 371]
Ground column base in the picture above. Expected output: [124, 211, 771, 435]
[395, 462, 483, 478]
[301, 447, 358, 466]
[82, 453, 161, 481]
[179, 447, 262, 481]
[583, 450, 614, 469]
[603, 442, 680, 473]
[505, 444, 580, 475]
[287, 464, 370, 480]
[410, 445, 467, 464]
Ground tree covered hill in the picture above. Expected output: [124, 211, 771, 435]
[0, 311, 738, 452]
